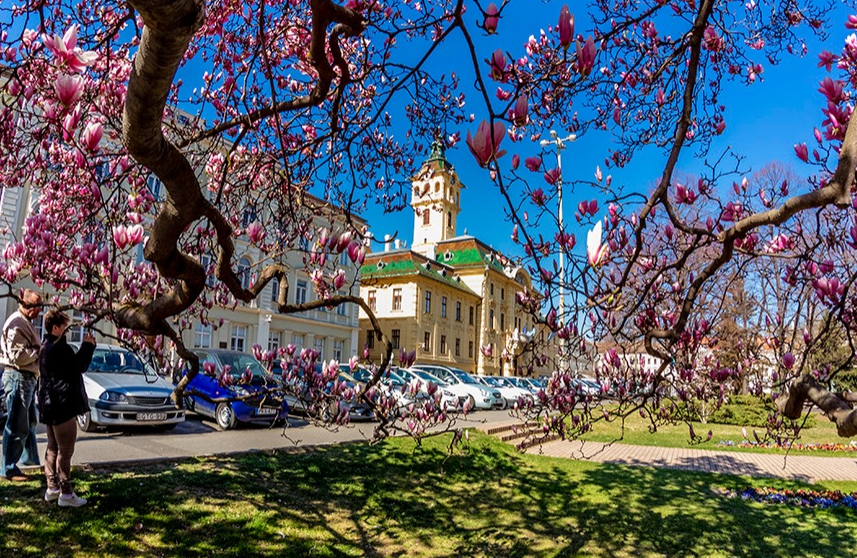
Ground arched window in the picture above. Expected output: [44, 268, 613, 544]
[447, 211, 452, 228]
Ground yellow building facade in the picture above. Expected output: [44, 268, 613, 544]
[358, 141, 545, 376]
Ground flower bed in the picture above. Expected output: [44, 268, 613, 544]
[716, 440, 857, 452]
[728, 487, 857, 509]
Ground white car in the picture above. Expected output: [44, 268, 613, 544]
[75, 344, 185, 431]
[411, 364, 505, 410]
[397, 368, 464, 411]
[477, 375, 534, 407]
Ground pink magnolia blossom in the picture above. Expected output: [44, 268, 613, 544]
[587, 221, 608, 267]
[794, 143, 808, 162]
[782, 352, 796, 370]
[531, 188, 547, 206]
[42, 25, 98, 72]
[543, 167, 561, 185]
[525, 156, 542, 171]
[488, 49, 508, 81]
[55, 74, 84, 107]
[509, 95, 528, 126]
[246, 221, 265, 244]
[558, 5, 574, 51]
[112, 225, 129, 249]
[576, 37, 597, 77]
[465, 120, 506, 167]
[81, 121, 103, 152]
[484, 3, 499, 34]
[480, 343, 493, 358]
[703, 26, 724, 52]
[332, 269, 346, 290]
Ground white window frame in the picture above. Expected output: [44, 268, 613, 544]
[231, 325, 247, 352]
[194, 322, 212, 348]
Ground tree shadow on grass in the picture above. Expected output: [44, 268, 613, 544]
[0, 435, 855, 557]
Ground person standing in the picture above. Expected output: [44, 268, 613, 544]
[1, 289, 43, 481]
[38, 310, 95, 506]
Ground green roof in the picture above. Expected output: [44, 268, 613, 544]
[361, 252, 478, 296]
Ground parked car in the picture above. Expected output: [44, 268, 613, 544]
[410, 364, 504, 410]
[476, 375, 534, 407]
[181, 349, 289, 430]
[75, 344, 185, 432]
[272, 361, 372, 421]
[510, 376, 546, 396]
[351, 366, 431, 412]
[397, 368, 465, 411]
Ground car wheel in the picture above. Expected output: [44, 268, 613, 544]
[77, 412, 97, 432]
[215, 402, 237, 430]
[466, 395, 475, 410]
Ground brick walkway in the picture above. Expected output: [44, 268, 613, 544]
[525, 438, 857, 483]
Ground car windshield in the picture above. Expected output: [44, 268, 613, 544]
[450, 370, 478, 384]
[489, 377, 510, 387]
[89, 349, 149, 375]
[404, 369, 447, 386]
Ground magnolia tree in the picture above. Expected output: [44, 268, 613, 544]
[1, 0, 857, 440]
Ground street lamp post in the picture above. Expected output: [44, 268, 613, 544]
[540, 130, 577, 373]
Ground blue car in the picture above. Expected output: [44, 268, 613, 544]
[180, 349, 289, 430]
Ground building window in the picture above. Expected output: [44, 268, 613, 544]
[441, 296, 447, 318]
[447, 211, 452, 228]
[469, 306, 474, 325]
[423, 331, 431, 351]
[270, 277, 280, 303]
[455, 338, 460, 357]
[455, 302, 461, 322]
[501, 287, 505, 300]
[200, 254, 217, 287]
[339, 251, 348, 265]
[238, 257, 252, 290]
[336, 292, 348, 316]
[392, 288, 402, 311]
[314, 337, 325, 359]
[366, 330, 375, 349]
[424, 291, 432, 314]
[230, 325, 247, 352]
[422, 209, 430, 225]
[333, 340, 344, 362]
[490, 283, 494, 295]
[490, 309, 495, 329]
[468, 341, 474, 358]
[296, 280, 307, 305]
[268, 331, 281, 352]
[501, 313, 505, 330]
[440, 335, 447, 354]
[147, 174, 163, 200]
[368, 290, 377, 312]
[194, 322, 212, 348]
[391, 329, 400, 349]
[299, 236, 309, 251]
[241, 207, 257, 229]
[292, 333, 305, 352]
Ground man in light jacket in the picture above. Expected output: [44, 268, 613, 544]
[1, 289, 43, 480]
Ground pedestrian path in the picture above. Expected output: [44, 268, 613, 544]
[478, 422, 857, 483]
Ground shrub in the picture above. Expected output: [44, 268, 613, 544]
[708, 394, 816, 429]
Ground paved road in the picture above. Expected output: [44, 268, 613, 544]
[13, 410, 514, 469]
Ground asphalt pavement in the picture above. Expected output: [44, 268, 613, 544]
[10, 410, 515, 470]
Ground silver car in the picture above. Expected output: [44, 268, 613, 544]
[76, 344, 185, 431]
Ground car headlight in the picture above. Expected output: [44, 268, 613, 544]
[99, 391, 128, 403]
[479, 389, 491, 398]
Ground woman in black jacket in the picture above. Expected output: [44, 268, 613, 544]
[38, 310, 95, 507]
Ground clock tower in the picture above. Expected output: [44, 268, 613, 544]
[410, 139, 464, 257]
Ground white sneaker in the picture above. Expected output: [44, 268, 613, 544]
[44, 488, 61, 502]
[58, 493, 87, 507]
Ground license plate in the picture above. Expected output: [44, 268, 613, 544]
[257, 407, 278, 416]
[138, 412, 167, 421]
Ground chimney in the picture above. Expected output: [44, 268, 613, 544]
[384, 234, 392, 252]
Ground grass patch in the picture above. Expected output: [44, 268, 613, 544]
[577, 408, 855, 456]
[1, 433, 855, 557]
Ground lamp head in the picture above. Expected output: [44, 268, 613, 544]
[549, 130, 558, 139]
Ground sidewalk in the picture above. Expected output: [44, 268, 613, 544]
[526, 438, 857, 483]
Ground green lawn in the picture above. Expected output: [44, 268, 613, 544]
[576, 409, 857, 456]
[1, 433, 855, 557]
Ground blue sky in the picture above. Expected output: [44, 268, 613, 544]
[359, 3, 853, 263]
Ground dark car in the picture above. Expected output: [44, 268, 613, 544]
[181, 349, 289, 430]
